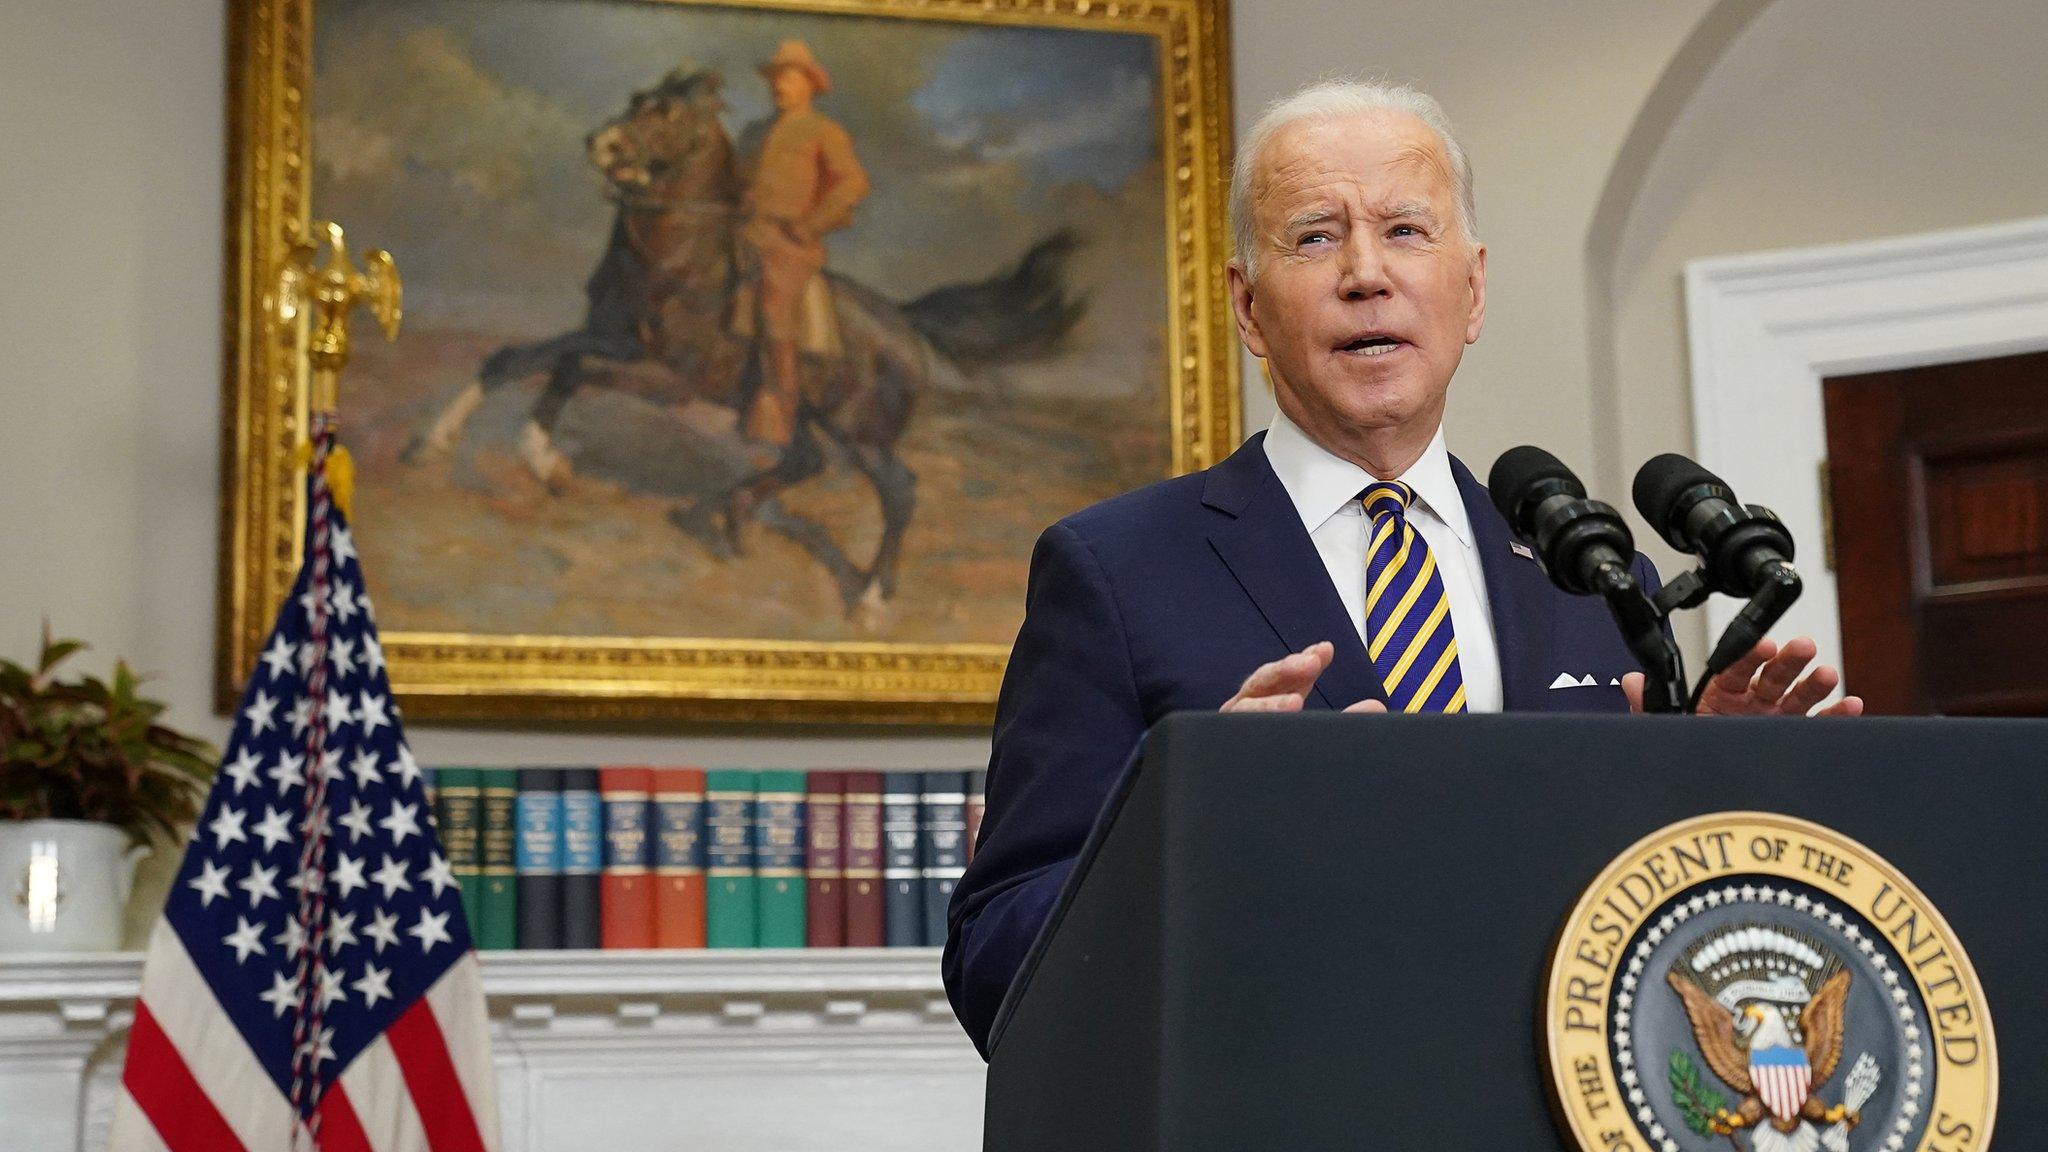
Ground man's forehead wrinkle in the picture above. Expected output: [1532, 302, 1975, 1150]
[1389, 140, 1455, 194]
[1254, 162, 1352, 237]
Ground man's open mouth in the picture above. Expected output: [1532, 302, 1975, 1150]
[1337, 334, 1406, 357]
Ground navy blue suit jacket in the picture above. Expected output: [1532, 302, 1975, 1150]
[943, 432, 1660, 1057]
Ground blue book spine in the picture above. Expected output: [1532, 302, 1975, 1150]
[920, 772, 969, 949]
[514, 768, 565, 949]
[560, 768, 603, 949]
[882, 772, 925, 946]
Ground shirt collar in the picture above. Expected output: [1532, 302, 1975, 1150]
[1262, 407, 1475, 547]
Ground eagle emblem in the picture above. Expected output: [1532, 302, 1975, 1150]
[1666, 925, 1865, 1151]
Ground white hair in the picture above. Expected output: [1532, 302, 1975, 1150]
[1229, 79, 1478, 278]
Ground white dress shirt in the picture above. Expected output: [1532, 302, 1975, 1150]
[1262, 410, 1504, 713]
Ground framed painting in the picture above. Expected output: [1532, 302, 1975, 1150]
[219, 0, 1238, 724]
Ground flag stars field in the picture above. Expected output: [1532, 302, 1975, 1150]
[364, 907, 401, 953]
[188, 860, 231, 907]
[339, 797, 376, 842]
[253, 806, 294, 850]
[268, 750, 305, 792]
[372, 854, 413, 899]
[408, 908, 454, 953]
[380, 799, 421, 845]
[355, 964, 393, 1008]
[110, 476, 498, 1151]
[208, 806, 248, 850]
[350, 749, 383, 788]
[224, 748, 263, 793]
[224, 917, 267, 963]
[332, 853, 368, 898]
[260, 634, 297, 680]
[243, 689, 278, 735]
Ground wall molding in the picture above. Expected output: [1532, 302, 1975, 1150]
[1684, 214, 2048, 682]
[0, 949, 982, 1152]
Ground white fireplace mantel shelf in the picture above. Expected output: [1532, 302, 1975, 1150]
[0, 949, 986, 1152]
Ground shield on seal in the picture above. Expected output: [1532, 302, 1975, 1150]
[1750, 1044, 1813, 1124]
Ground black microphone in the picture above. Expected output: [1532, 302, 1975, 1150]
[1631, 454, 1796, 599]
[1632, 453, 1802, 689]
[1487, 446, 1638, 598]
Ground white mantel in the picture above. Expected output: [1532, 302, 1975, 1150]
[0, 949, 986, 1152]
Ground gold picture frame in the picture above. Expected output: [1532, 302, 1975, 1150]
[218, 0, 1239, 726]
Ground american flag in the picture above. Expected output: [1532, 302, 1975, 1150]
[111, 422, 499, 1152]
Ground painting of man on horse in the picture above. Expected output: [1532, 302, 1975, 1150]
[405, 48, 1084, 619]
[315, 1, 1171, 645]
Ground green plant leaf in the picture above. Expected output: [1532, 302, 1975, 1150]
[1, 632, 216, 843]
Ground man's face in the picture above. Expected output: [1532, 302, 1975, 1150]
[1228, 111, 1487, 454]
[771, 68, 817, 110]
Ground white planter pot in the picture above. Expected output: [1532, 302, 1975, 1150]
[0, 819, 148, 953]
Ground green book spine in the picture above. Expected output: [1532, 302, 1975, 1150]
[434, 768, 485, 939]
[705, 770, 757, 948]
[478, 769, 520, 951]
[754, 770, 807, 948]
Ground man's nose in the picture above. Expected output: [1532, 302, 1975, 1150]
[1336, 235, 1393, 300]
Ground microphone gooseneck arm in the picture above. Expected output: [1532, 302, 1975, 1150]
[1689, 559, 1802, 710]
[1588, 559, 1688, 714]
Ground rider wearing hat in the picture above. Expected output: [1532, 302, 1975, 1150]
[737, 39, 872, 454]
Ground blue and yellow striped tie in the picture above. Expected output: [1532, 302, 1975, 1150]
[1360, 481, 1466, 712]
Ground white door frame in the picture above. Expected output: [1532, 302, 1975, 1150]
[1684, 215, 2048, 682]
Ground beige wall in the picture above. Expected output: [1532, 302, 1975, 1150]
[1609, 0, 2048, 542]
[4, 0, 2045, 851]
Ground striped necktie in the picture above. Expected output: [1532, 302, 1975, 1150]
[1360, 481, 1466, 712]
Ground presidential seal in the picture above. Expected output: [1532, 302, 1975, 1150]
[1545, 813, 1996, 1152]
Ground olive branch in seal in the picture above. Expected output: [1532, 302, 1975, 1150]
[1668, 1049, 1729, 1137]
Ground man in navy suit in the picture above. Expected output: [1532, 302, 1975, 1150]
[944, 81, 1861, 1057]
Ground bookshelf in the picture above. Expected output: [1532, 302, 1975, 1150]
[0, 948, 983, 1152]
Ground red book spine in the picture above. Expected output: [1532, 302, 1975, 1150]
[599, 767, 656, 949]
[805, 772, 846, 947]
[841, 771, 885, 947]
[653, 767, 708, 949]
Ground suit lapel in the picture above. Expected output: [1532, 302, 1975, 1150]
[1452, 456, 1558, 712]
[1205, 434, 1387, 711]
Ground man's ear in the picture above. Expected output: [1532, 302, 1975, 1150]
[1227, 260, 1269, 359]
[1464, 243, 1488, 345]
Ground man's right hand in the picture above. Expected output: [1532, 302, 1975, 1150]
[1220, 641, 1387, 713]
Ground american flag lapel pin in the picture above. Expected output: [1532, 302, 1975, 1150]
[1510, 540, 1535, 561]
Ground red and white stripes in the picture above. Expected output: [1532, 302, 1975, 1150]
[110, 922, 498, 1152]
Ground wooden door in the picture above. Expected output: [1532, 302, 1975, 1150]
[1823, 350, 2048, 715]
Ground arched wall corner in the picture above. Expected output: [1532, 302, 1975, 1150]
[1684, 215, 2048, 687]
[1580, 0, 1777, 499]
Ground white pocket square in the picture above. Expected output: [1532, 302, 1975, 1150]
[1549, 672, 1603, 689]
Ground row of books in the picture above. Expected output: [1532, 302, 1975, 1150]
[428, 768, 987, 949]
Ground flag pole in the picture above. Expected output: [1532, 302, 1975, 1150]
[274, 221, 402, 1151]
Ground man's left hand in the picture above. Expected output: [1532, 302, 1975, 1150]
[1622, 636, 1865, 717]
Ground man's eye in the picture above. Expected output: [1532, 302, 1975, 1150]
[1389, 224, 1422, 239]
[1299, 232, 1332, 247]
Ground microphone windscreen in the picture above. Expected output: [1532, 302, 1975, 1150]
[1487, 445, 1582, 526]
[1631, 453, 1723, 528]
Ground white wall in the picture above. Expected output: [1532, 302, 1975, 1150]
[5, 0, 2047, 936]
